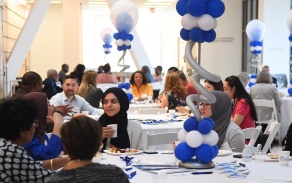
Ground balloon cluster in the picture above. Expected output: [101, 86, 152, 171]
[287, 78, 292, 95]
[176, 0, 225, 43]
[101, 28, 114, 54]
[118, 82, 133, 101]
[110, 0, 138, 51]
[248, 74, 257, 87]
[175, 117, 219, 163]
[287, 10, 292, 50]
[246, 19, 266, 55]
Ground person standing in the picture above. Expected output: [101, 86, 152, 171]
[59, 64, 69, 84]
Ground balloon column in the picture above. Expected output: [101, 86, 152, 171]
[101, 28, 114, 54]
[175, 117, 219, 163]
[246, 19, 266, 55]
[177, 0, 225, 43]
[288, 79, 292, 96]
[287, 10, 292, 49]
[175, 0, 225, 166]
[110, 0, 138, 72]
[248, 74, 257, 88]
[118, 81, 133, 101]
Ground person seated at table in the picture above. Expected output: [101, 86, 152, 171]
[160, 73, 187, 109]
[224, 75, 257, 129]
[78, 70, 103, 108]
[237, 72, 250, 89]
[23, 92, 65, 160]
[204, 79, 223, 91]
[177, 71, 197, 95]
[153, 66, 163, 82]
[141, 65, 155, 83]
[97, 63, 118, 84]
[200, 91, 245, 152]
[70, 64, 85, 85]
[46, 116, 130, 183]
[130, 71, 153, 101]
[250, 70, 282, 123]
[98, 88, 130, 150]
[0, 98, 69, 182]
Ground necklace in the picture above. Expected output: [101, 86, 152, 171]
[64, 159, 92, 169]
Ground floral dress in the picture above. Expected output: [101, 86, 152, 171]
[165, 91, 186, 109]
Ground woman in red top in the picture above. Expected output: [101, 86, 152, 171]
[224, 75, 257, 129]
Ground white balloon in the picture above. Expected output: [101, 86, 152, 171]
[213, 19, 218, 29]
[250, 78, 256, 83]
[202, 130, 218, 146]
[181, 14, 198, 30]
[198, 14, 215, 31]
[186, 130, 203, 148]
[110, 0, 139, 32]
[115, 39, 124, 46]
[124, 40, 131, 46]
[290, 42, 292, 47]
[122, 88, 127, 93]
[177, 129, 188, 142]
[246, 19, 266, 41]
[287, 10, 292, 33]
[250, 46, 255, 51]
[100, 28, 114, 41]
[255, 46, 262, 51]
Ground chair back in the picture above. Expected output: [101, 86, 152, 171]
[253, 99, 278, 123]
[242, 126, 262, 146]
[261, 120, 281, 153]
[146, 132, 178, 150]
[127, 120, 143, 150]
[138, 108, 167, 114]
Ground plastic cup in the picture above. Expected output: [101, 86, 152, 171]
[107, 124, 118, 138]
[169, 109, 176, 118]
[254, 151, 265, 163]
[278, 151, 290, 166]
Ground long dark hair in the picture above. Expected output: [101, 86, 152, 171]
[225, 75, 257, 121]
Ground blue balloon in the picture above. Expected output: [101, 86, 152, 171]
[121, 45, 128, 50]
[202, 118, 214, 129]
[250, 41, 256, 47]
[248, 82, 255, 87]
[251, 74, 257, 79]
[212, 145, 219, 158]
[176, 0, 188, 16]
[183, 117, 198, 132]
[103, 44, 112, 48]
[189, 27, 204, 42]
[196, 144, 215, 163]
[117, 46, 122, 51]
[127, 45, 131, 49]
[114, 33, 120, 40]
[104, 51, 110, 54]
[251, 50, 257, 54]
[103, 34, 113, 44]
[255, 41, 262, 46]
[180, 28, 190, 41]
[127, 93, 133, 101]
[288, 88, 292, 95]
[187, 0, 206, 17]
[128, 34, 134, 41]
[115, 12, 133, 33]
[203, 29, 216, 43]
[118, 83, 124, 89]
[124, 83, 130, 90]
[174, 142, 196, 161]
[197, 120, 212, 135]
[289, 35, 292, 41]
[121, 32, 128, 41]
[290, 78, 292, 85]
[206, 0, 225, 18]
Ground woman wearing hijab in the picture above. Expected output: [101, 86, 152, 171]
[199, 90, 245, 152]
[98, 88, 130, 149]
[23, 92, 65, 160]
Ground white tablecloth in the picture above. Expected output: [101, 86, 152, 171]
[129, 103, 161, 112]
[128, 114, 185, 150]
[280, 96, 292, 141]
[98, 152, 292, 183]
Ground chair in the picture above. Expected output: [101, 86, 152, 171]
[253, 99, 281, 145]
[137, 108, 167, 114]
[242, 126, 262, 146]
[127, 120, 143, 150]
[261, 120, 281, 154]
[145, 132, 178, 150]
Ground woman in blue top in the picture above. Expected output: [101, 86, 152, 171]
[23, 92, 64, 160]
[142, 65, 155, 83]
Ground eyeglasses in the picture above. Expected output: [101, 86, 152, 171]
[103, 99, 119, 105]
[199, 103, 210, 109]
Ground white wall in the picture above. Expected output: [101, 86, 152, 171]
[30, 4, 63, 79]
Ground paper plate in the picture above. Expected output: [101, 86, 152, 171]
[104, 150, 143, 156]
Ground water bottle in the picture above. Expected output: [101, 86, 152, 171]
[242, 145, 252, 162]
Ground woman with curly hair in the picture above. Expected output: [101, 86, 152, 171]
[161, 73, 187, 109]
[130, 70, 153, 101]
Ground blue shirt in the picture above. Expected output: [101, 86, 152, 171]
[23, 134, 63, 160]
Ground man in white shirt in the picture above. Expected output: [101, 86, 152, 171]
[50, 75, 103, 117]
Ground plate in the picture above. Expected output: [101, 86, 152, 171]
[217, 150, 233, 156]
[104, 150, 143, 156]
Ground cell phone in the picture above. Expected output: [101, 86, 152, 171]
[233, 154, 242, 158]
[143, 150, 158, 154]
